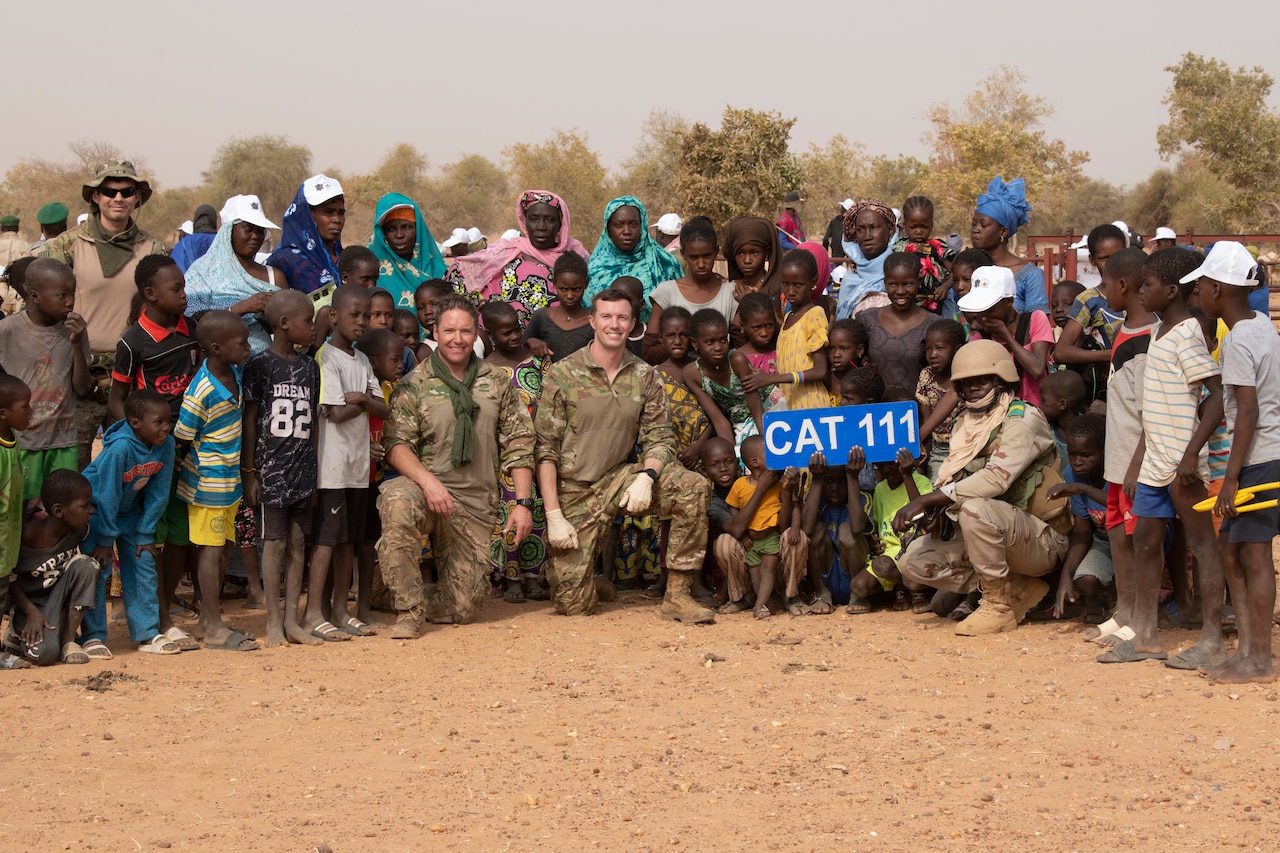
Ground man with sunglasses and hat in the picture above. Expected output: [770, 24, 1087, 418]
[40, 161, 166, 468]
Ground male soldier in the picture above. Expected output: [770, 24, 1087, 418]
[0, 215, 25, 268]
[31, 202, 69, 251]
[40, 161, 165, 467]
[376, 294, 536, 639]
[536, 286, 714, 623]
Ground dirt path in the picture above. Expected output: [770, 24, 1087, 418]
[3, 593, 1278, 852]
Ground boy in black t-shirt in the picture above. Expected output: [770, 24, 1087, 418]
[242, 290, 321, 647]
[106, 255, 202, 651]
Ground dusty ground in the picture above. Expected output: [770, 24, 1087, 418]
[2, 589, 1279, 853]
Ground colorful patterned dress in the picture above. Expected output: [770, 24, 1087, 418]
[659, 367, 710, 470]
[489, 355, 551, 585]
[447, 255, 554, 327]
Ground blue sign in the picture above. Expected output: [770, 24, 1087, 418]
[763, 402, 920, 469]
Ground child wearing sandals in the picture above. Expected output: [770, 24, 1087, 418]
[802, 452, 873, 614]
[845, 446, 931, 614]
[1047, 413, 1112, 624]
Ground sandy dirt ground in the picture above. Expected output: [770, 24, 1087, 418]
[2, 588, 1279, 853]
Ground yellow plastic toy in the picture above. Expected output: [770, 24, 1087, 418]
[1193, 481, 1280, 514]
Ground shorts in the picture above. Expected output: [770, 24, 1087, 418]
[234, 503, 257, 545]
[1207, 478, 1228, 533]
[743, 530, 781, 568]
[20, 446, 78, 502]
[261, 495, 314, 541]
[864, 555, 897, 592]
[1132, 483, 1176, 519]
[188, 503, 239, 547]
[1223, 459, 1280, 544]
[1074, 531, 1114, 584]
[1105, 482, 1137, 534]
[155, 493, 190, 546]
[314, 487, 369, 546]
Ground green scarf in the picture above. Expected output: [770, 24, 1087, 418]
[429, 347, 479, 468]
[88, 216, 141, 279]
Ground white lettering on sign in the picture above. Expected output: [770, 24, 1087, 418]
[765, 420, 792, 455]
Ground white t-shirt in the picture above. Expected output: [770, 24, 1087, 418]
[316, 343, 383, 489]
[1139, 317, 1220, 487]
[651, 279, 739, 325]
[1221, 312, 1280, 467]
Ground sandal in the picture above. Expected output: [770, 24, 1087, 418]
[910, 590, 932, 615]
[807, 597, 835, 615]
[522, 583, 549, 601]
[138, 634, 181, 655]
[340, 616, 376, 636]
[61, 642, 90, 665]
[0, 651, 31, 670]
[753, 603, 771, 620]
[892, 588, 911, 612]
[81, 639, 113, 660]
[719, 599, 751, 615]
[163, 626, 201, 652]
[785, 598, 809, 617]
[503, 587, 527, 603]
[309, 621, 350, 642]
[846, 597, 872, 615]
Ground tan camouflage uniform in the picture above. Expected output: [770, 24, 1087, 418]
[376, 359, 534, 624]
[899, 402, 1070, 593]
[536, 347, 710, 616]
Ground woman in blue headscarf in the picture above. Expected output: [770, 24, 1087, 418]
[835, 198, 898, 319]
[368, 193, 446, 311]
[585, 196, 684, 321]
[969, 176, 1048, 314]
[267, 174, 345, 295]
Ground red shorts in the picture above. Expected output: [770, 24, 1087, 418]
[1106, 482, 1137, 535]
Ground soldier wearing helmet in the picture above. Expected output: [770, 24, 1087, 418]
[891, 338, 1072, 635]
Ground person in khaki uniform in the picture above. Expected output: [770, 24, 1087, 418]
[0, 215, 27, 268]
[376, 295, 536, 639]
[535, 286, 714, 623]
[39, 161, 166, 467]
[893, 340, 1071, 635]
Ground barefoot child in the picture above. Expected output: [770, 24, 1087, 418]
[845, 446, 931, 614]
[306, 286, 388, 641]
[1047, 413, 1112, 623]
[8, 470, 99, 665]
[241, 290, 320, 647]
[174, 311, 255, 651]
[0, 375, 33, 668]
[1197, 242, 1280, 683]
[701, 437, 743, 602]
[80, 390, 179, 656]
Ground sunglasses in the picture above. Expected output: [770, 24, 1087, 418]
[96, 185, 138, 199]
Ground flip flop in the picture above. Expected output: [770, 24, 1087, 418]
[341, 617, 376, 637]
[1093, 624, 1136, 647]
[81, 639, 113, 660]
[910, 590, 932, 615]
[206, 630, 259, 652]
[1096, 639, 1168, 664]
[503, 587, 527, 603]
[0, 651, 31, 670]
[719, 599, 751, 614]
[523, 584, 550, 601]
[1164, 645, 1228, 670]
[846, 597, 872, 615]
[164, 626, 201, 652]
[309, 621, 349, 642]
[754, 604, 771, 620]
[61, 642, 90, 664]
[892, 588, 911, 612]
[808, 598, 835, 615]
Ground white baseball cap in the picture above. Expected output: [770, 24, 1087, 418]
[374, 203, 413, 227]
[957, 265, 1018, 312]
[1111, 220, 1131, 247]
[466, 227, 485, 243]
[1179, 241, 1259, 287]
[501, 228, 521, 241]
[1154, 226, 1177, 241]
[840, 198, 855, 211]
[443, 227, 470, 248]
[654, 213, 683, 236]
[76, 213, 88, 225]
[220, 194, 279, 230]
[302, 174, 343, 207]
[179, 219, 194, 236]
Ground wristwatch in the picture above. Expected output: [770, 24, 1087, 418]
[514, 498, 535, 509]
[642, 468, 659, 481]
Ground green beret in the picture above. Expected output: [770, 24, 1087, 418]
[0, 215, 18, 226]
[37, 202, 69, 226]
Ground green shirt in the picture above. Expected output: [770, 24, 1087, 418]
[0, 435, 21, 576]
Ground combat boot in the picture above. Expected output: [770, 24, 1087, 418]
[661, 570, 715, 624]
[1007, 574, 1050, 624]
[955, 579, 1016, 635]
[390, 606, 425, 640]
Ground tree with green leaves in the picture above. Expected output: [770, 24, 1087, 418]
[202, 135, 312, 226]
[504, 129, 612, 247]
[424, 154, 511, 238]
[617, 110, 689, 219]
[674, 107, 802, 224]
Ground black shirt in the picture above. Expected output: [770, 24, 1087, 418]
[242, 349, 320, 507]
[112, 312, 201, 423]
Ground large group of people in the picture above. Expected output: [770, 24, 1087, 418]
[0, 158, 1276, 688]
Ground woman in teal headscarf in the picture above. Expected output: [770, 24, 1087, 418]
[368, 193, 446, 310]
[585, 196, 684, 321]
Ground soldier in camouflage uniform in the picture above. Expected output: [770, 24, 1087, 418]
[536, 287, 714, 622]
[892, 340, 1071, 636]
[377, 296, 536, 638]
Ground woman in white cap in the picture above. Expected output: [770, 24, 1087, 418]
[184, 194, 283, 354]
[266, 174, 345, 294]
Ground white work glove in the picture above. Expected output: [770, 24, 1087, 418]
[545, 508, 579, 549]
[619, 473, 654, 514]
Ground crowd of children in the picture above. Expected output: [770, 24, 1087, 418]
[0, 184, 1277, 687]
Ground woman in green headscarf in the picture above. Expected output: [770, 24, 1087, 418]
[585, 196, 684, 321]
[368, 193, 446, 310]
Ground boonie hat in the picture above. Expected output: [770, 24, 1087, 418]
[302, 174, 343, 207]
[220, 194, 279, 230]
[83, 160, 152, 205]
[654, 213, 682, 236]
[957, 265, 1017, 313]
[1154, 226, 1177, 241]
[37, 202, 68, 226]
[442, 227, 469, 248]
[1180, 241, 1258, 287]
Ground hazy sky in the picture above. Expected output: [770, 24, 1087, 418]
[6, 0, 1278, 194]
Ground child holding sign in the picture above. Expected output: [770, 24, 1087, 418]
[844, 446, 932, 613]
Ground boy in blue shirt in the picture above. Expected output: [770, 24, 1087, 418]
[1047, 413, 1111, 624]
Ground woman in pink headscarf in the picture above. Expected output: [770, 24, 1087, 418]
[444, 190, 589, 325]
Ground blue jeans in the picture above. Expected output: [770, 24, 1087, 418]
[80, 517, 161, 644]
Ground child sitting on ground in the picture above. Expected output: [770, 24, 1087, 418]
[79, 389, 178, 656]
[1047, 413, 1112, 623]
[0, 375, 33, 669]
[845, 446, 932, 615]
[7, 470, 99, 666]
[0, 259, 92, 512]
[720, 435, 804, 619]
[702, 437, 742, 602]
[242, 290, 320, 647]
[802, 452, 872, 613]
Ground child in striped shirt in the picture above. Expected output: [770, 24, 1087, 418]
[174, 311, 256, 652]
